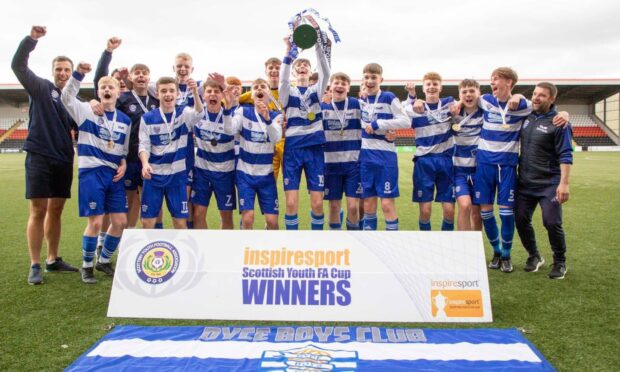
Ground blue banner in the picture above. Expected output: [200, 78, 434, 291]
[67, 326, 555, 371]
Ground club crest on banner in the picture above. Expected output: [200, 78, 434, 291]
[136, 241, 180, 284]
[260, 344, 358, 371]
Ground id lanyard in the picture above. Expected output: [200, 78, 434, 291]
[331, 97, 349, 135]
[297, 86, 314, 120]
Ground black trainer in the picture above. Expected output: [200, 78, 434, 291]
[524, 255, 545, 272]
[45, 257, 79, 272]
[81, 267, 97, 284]
[28, 265, 43, 285]
[548, 262, 567, 279]
[500, 258, 514, 273]
[95, 262, 115, 277]
[488, 254, 501, 269]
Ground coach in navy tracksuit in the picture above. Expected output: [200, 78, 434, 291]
[12, 26, 79, 285]
[515, 82, 573, 280]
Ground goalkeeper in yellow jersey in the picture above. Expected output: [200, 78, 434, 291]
[238, 57, 285, 181]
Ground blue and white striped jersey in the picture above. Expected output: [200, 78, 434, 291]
[405, 96, 455, 157]
[61, 72, 131, 176]
[477, 94, 532, 166]
[321, 97, 362, 175]
[279, 45, 330, 150]
[359, 91, 410, 166]
[138, 105, 203, 186]
[194, 109, 235, 174]
[223, 106, 282, 177]
[453, 107, 484, 175]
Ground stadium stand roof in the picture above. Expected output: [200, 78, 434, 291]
[1, 79, 619, 107]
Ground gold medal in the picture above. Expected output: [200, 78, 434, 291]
[452, 124, 461, 132]
[501, 123, 510, 130]
[307, 112, 316, 121]
[107, 140, 114, 149]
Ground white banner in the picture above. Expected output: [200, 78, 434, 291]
[108, 230, 492, 322]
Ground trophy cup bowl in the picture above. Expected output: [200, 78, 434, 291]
[293, 23, 318, 49]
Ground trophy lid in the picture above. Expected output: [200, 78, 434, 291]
[293, 24, 317, 49]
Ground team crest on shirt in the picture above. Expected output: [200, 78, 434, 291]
[89, 201, 97, 210]
[97, 117, 105, 125]
[153, 126, 161, 134]
[327, 120, 344, 130]
[129, 104, 137, 113]
[51, 90, 60, 100]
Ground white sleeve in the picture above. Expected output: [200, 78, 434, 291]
[61, 74, 91, 127]
[223, 110, 242, 135]
[278, 59, 292, 108]
[122, 118, 131, 157]
[147, 82, 157, 98]
[376, 98, 411, 130]
[180, 107, 203, 131]
[266, 114, 283, 144]
[314, 42, 331, 103]
[138, 117, 151, 156]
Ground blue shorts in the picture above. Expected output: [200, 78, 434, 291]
[324, 168, 362, 200]
[454, 174, 477, 203]
[474, 163, 516, 207]
[79, 167, 127, 217]
[360, 162, 399, 199]
[191, 169, 236, 210]
[237, 172, 279, 215]
[283, 145, 325, 192]
[123, 162, 142, 191]
[412, 155, 454, 203]
[141, 179, 189, 219]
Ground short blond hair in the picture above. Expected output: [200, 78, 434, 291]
[264, 57, 282, 67]
[423, 72, 442, 82]
[492, 67, 518, 87]
[98, 76, 120, 89]
[175, 53, 193, 63]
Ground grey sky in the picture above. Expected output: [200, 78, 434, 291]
[2, 0, 619, 85]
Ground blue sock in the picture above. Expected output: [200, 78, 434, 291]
[481, 210, 501, 255]
[99, 234, 121, 263]
[419, 219, 431, 231]
[441, 218, 455, 231]
[329, 222, 341, 230]
[82, 236, 98, 267]
[154, 222, 164, 229]
[310, 212, 324, 230]
[285, 214, 299, 230]
[187, 221, 193, 229]
[499, 207, 515, 258]
[363, 213, 377, 230]
[346, 219, 359, 230]
[386, 218, 399, 231]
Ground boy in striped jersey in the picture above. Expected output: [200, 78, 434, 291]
[138, 77, 203, 230]
[405, 72, 456, 231]
[61, 62, 131, 284]
[474, 67, 568, 272]
[279, 37, 330, 230]
[223, 79, 283, 230]
[359, 63, 410, 230]
[453, 79, 483, 231]
[192, 80, 236, 229]
[322, 73, 362, 230]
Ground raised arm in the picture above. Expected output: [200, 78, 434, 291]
[11, 26, 47, 96]
[94, 37, 121, 91]
[313, 41, 330, 102]
[61, 62, 93, 127]
[222, 86, 243, 135]
[267, 113, 283, 144]
[278, 37, 293, 108]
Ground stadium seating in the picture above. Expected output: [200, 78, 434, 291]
[570, 114, 617, 146]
